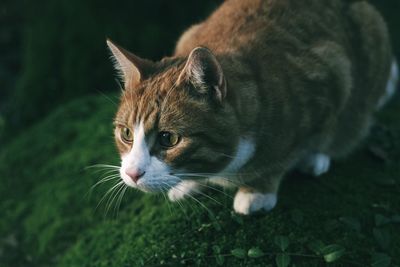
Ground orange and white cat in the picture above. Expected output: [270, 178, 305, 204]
[107, 0, 398, 215]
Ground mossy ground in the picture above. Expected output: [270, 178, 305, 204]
[0, 93, 399, 267]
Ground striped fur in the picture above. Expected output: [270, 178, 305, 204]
[110, 0, 394, 214]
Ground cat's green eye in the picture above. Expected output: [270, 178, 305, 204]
[159, 131, 180, 148]
[121, 127, 133, 143]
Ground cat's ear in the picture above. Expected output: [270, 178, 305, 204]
[106, 39, 152, 88]
[179, 47, 226, 103]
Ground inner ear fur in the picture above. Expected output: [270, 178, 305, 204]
[106, 39, 154, 88]
[179, 47, 227, 102]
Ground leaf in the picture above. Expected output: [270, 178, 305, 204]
[212, 221, 222, 231]
[321, 244, 345, 263]
[208, 210, 216, 220]
[339, 216, 361, 232]
[371, 253, 391, 267]
[275, 253, 291, 267]
[274, 235, 290, 252]
[375, 214, 391, 227]
[290, 209, 304, 225]
[212, 245, 221, 254]
[247, 247, 264, 258]
[215, 255, 224, 266]
[231, 248, 246, 259]
[373, 228, 391, 251]
[231, 211, 244, 225]
[307, 240, 325, 255]
[197, 223, 211, 232]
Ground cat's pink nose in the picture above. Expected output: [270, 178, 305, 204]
[125, 168, 145, 183]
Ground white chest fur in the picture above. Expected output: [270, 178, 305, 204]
[210, 137, 256, 187]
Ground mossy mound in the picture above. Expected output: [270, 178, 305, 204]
[1, 94, 399, 267]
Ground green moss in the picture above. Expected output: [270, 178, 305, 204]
[1, 94, 400, 267]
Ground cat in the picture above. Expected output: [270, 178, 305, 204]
[107, 0, 398, 215]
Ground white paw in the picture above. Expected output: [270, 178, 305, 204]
[300, 153, 331, 176]
[311, 154, 331, 176]
[233, 191, 277, 215]
[168, 180, 198, 201]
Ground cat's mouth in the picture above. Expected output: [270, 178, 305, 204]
[120, 169, 181, 193]
[136, 177, 181, 193]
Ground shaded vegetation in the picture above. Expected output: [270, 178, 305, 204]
[1, 0, 221, 135]
[0, 94, 399, 266]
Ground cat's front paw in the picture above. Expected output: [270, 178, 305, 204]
[168, 180, 199, 201]
[233, 191, 277, 215]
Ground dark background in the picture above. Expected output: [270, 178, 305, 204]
[0, 0, 399, 143]
[0, 0, 222, 141]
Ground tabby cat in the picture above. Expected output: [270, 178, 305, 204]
[107, 0, 398, 215]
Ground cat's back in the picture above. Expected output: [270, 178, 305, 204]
[174, 0, 347, 56]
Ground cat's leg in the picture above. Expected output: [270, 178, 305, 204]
[233, 176, 281, 215]
[298, 153, 331, 177]
[168, 180, 200, 201]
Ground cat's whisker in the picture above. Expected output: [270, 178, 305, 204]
[90, 169, 120, 180]
[95, 180, 124, 214]
[97, 172, 120, 182]
[175, 171, 251, 177]
[89, 174, 121, 192]
[208, 176, 248, 188]
[113, 184, 128, 217]
[87, 168, 115, 175]
[191, 188, 223, 206]
[103, 182, 123, 213]
[167, 184, 212, 215]
[171, 177, 224, 206]
[109, 184, 126, 216]
[99, 168, 120, 174]
[85, 164, 120, 170]
[115, 185, 128, 216]
[99, 172, 120, 182]
[215, 151, 236, 159]
[160, 189, 174, 216]
[85, 168, 120, 181]
[161, 182, 193, 218]
[115, 78, 123, 91]
[173, 173, 248, 188]
[195, 182, 233, 199]
[162, 183, 190, 218]
[105, 182, 126, 217]
[162, 180, 200, 215]
[97, 89, 118, 106]
[175, 197, 190, 217]
[84, 172, 121, 200]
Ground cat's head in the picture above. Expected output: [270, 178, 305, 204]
[107, 40, 240, 192]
